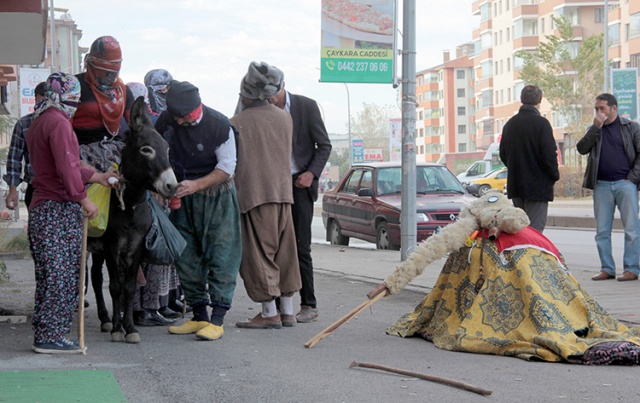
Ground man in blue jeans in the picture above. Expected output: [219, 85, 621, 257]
[577, 93, 640, 282]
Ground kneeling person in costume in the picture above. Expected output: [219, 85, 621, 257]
[380, 191, 640, 365]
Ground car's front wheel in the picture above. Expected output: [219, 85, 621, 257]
[328, 220, 349, 246]
[478, 184, 491, 196]
[376, 222, 400, 251]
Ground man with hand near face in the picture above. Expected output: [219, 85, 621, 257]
[577, 93, 640, 282]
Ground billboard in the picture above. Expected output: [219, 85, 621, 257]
[352, 138, 364, 164]
[611, 68, 638, 121]
[320, 0, 395, 83]
[364, 148, 383, 161]
[18, 67, 50, 117]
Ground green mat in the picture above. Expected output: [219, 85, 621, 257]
[0, 370, 127, 402]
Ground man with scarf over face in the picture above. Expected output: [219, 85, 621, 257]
[156, 81, 242, 341]
[232, 62, 301, 329]
[72, 36, 135, 315]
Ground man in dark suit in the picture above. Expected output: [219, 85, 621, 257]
[270, 81, 332, 323]
[500, 84, 559, 232]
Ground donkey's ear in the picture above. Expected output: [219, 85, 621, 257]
[130, 96, 152, 132]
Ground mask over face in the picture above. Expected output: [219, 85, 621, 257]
[86, 36, 123, 89]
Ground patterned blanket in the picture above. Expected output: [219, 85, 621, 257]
[387, 240, 640, 364]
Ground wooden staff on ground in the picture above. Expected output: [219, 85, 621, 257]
[349, 361, 493, 396]
[304, 284, 388, 349]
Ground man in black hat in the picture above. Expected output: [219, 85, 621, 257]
[155, 80, 242, 341]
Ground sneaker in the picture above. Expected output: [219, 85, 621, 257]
[32, 338, 84, 354]
[195, 324, 224, 340]
[168, 320, 210, 335]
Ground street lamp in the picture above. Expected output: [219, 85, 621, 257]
[344, 83, 352, 166]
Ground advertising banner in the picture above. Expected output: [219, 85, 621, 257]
[18, 67, 50, 117]
[389, 118, 401, 161]
[352, 138, 364, 164]
[320, 0, 395, 83]
[611, 68, 638, 121]
[364, 148, 383, 161]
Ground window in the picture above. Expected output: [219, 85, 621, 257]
[417, 76, 423, 86]
[360, 170, 373, 190]
[458, 143, 467, 152]
[595, 7, 604, 24]
[342, 169, 363, 194]
[494, 33, 498, 46]
[457, 70, 465, 79]
[481, 32, 492, 49]
[457, 88, 465, 97]
[514, 18, 538, 39]
[540, 17, 545, 33]
[507, 57, 511, 72]
[507, 88, 511, 103]
[418, 110, 423, 120]
[609, 24, 620, 46]
[457, 106, 466, 116]
[458, 125, 466, 134]
[630, 13, 640, 39]
[506, 27, 510, 41]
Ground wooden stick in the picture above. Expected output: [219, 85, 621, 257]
[304, 286, 388, 349]
[78, 217, 88, 355]
[349, 361, 493, 396]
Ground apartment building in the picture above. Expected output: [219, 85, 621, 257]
[608, 0, 640, 72]
[471, 0, 610, 163]
[415, 44, 475, 163]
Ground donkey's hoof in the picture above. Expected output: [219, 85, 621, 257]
[111, 331, 125, 342]
[125, 333, 140, 344]
[101, 322, 113, 333]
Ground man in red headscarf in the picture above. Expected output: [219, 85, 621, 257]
[72, 35, 135, 172]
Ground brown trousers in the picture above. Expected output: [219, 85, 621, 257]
[240, 203, 301, 302]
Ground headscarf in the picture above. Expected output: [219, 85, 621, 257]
[236, 61, 284, 113]
[34, 72, 81, 120]
[126, 82, 151, 113]
[144, 69, 173, 115]
[84, 35, 127, 136]
[165, 80, 202, 119]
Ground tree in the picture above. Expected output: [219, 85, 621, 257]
[350, 102, 399, 162]
[327, 148, 350, 179]
[517, 16, 604, 167]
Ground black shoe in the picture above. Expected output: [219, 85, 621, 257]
[135, 310, 177, 326]
[158, 306, 181, 319]
[168, 300, 192, 313]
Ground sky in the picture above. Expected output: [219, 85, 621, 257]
[54, 0, 477, 134]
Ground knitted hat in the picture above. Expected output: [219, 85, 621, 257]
[165, 80, 201, 117]
[239, 61, 284, 101]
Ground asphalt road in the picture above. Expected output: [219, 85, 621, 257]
[3, 223, 640, 402]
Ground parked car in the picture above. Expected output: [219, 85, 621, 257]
[322, 162, 476, 250]
[466, 168, 508, 197]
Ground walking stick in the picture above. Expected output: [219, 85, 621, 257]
[78, 216, 89, 355]
[349, 361, 493, 396]
[304, 284, 389, 349]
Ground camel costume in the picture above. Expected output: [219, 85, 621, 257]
[383, 191, 640, 365]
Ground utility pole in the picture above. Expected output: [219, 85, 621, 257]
[604, 0, 609, 93]
[400, 0, 416, 261]
[50, 0, 57, 70]
[344, 83, 352, 166]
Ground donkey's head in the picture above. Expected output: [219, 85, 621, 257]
[121, 97, 178, 198]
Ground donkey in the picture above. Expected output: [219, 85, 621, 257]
[89, 96, 178, 343]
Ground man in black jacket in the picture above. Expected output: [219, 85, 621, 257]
[500, 85, 559, 232]
[270, 78, 332, 323]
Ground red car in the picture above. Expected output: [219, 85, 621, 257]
[322, 162, 476, 250]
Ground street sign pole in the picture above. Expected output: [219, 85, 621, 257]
[400, 0, 416, 261]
